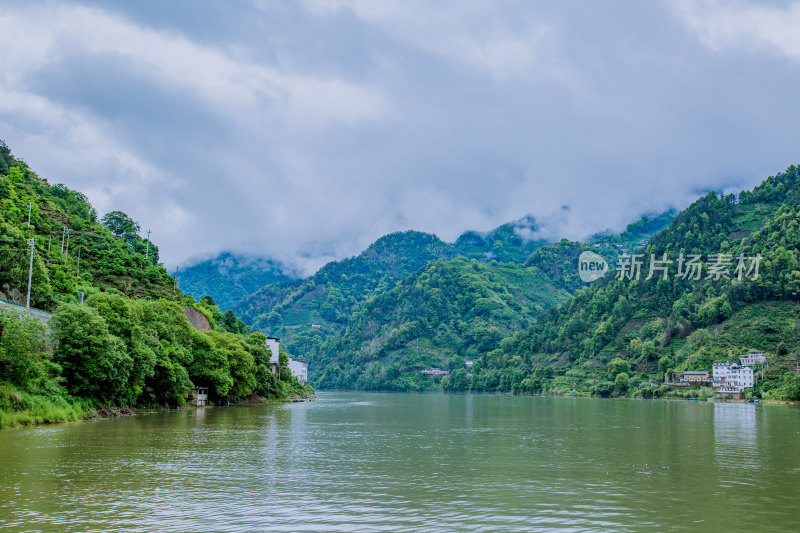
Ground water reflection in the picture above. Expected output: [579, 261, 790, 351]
[713, 402, 758, 472]
[1, 394, 799, 532]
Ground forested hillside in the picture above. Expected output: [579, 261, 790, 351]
[0, 144, 173, 309]
[471, 165, 800, 400]
[179, 253, 297, 311]
[0, 141, 310, 427]
[453, 215, 549, 263]
[312, 258, 569, 390]
[232, 231, 459, 356]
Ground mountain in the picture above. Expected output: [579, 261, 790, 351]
[304, 213, 675, 391]
[225, 207, 672, 390]
[0, 145, 176, 308]
[178, 253, 298, 311]
[233, 231, 459, 355]
[453, 215, 550, 263]
[312, 257, 570, 390]
[469, 164, 800, 401]
[183, 215, 553, 315]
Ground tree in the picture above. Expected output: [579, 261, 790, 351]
[0, 139, 13, 175]
[51, 303, 133, 403]
[101, 211, 140, 242]
[607, 357, 630, 379]
[614, 372, 629, 393]
[0, 310, 49, 388]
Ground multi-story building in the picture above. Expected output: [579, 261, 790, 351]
[712, 362, 755, 392]
[288, 358, 309, 385]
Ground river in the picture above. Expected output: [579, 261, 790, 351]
[1, 392, 799, 531]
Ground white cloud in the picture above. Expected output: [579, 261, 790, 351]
[1, 0, 798, 275]
[300, 0, 571, 82]
[672, 0, 800, 60]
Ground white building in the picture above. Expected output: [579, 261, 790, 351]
[422, 368, 450, 377]
[266, 336, 281, 379]
[264, 336, 308, 384]
[288, 358, 308, 385]
[739, 353, 767, 366]
[712, 362, 755, 392]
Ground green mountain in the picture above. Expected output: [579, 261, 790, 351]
[312, 257, 570, 390]
[226, 206, 672, 391]
[469, 165, 800, 401]
[453, 215, 550, 263]
[182, 215, 554, 316]
[233, 231, 459, 355]
[0, 141, 310, 427]
[178, 253, 297, 311]
[526, 210, 677, 292]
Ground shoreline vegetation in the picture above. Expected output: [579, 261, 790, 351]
[0, 141, 313, 429]
[0, 302, 315, 428]
[1, 391, 317, 430]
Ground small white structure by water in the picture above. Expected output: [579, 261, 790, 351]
[264, 336, 308, 384]
[288, 358, 308, 384]
[190, 387, 208, 407]
[266, 336, 281, 379]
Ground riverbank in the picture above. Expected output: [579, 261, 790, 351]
[0, 382, 316, 429]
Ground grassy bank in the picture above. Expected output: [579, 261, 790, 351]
[0, 383, 91, 428]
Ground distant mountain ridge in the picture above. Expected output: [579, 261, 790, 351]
[181, 211, 675, 379]
[178, 252, 298, 310]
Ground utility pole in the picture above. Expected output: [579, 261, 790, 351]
[61, 227, 66, 254]
[27, 203, 32, 228]
[64, 229, 70, 264]
[48, 236, 51, 254]
[145, 229, 151, 259]
[26, 238, 35, 309]
[76, 247, 81, 276]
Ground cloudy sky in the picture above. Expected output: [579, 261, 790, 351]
[1, 0, 799, 275]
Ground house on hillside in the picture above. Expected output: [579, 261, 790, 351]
[266, 336, 281, 379]
[712, 362, 755, 397]
[682, 371, 709, 384]
[739, 353, 767, 367]
[264, 336, 308, 384]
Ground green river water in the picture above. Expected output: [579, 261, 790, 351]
[1, 392, 799, 531]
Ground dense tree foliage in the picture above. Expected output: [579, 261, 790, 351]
[312, 258, 569, 390]
[0, 142, 312, 426]
[179, 253, 297, 311]
[0, 144, 170, 308]
[469, 165, 800, 399]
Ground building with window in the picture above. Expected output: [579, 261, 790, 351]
[266, 336, 281, 379]
[712, 362, 755, 392]
[682, 371, 709, 384]
[739, 353, 767, 367]
[288, 358, 308, 385]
